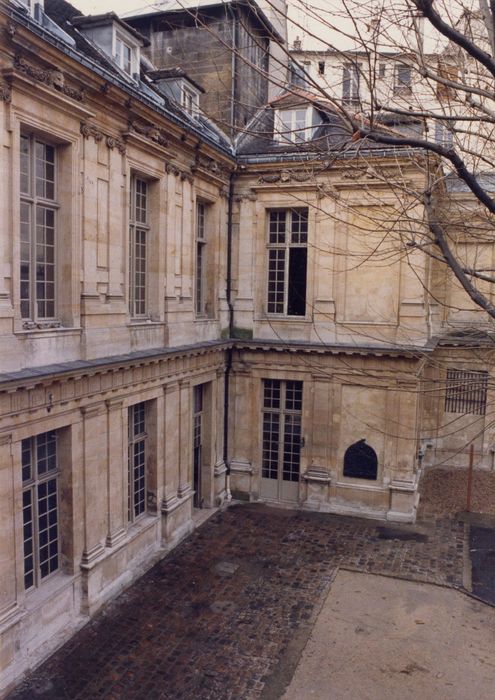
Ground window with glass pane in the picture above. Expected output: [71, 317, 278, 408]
[267, 208, 308, 316]
[342, 65, 360, 105]
[394, 64, 412, 95]
[129, 177, 148, 317]
[262, 380, 303, 483]
[20, 135, 57, 321]
[116, 37, 133, 75]
[196, 202, 207, 315]
[128, 403, 147, 521]
[21, 431, 59, 590]
[275, 108, 310, 143]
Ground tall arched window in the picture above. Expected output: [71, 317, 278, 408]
[343, 439, 378, 480]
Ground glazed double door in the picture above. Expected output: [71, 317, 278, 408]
[260, 380, 303, 503]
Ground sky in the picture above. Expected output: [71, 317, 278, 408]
[67, 0, 456, 52]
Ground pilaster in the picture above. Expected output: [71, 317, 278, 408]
[105, 398, 126, 548]
[80, 404, 107, 568]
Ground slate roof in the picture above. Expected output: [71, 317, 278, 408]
[236, 91, 423, 158]
[41, 0, 231, 151]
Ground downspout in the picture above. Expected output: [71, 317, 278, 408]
[223, 5, 238, 502]
[223, 171, 235, 502]
[230, 5, 238, 137]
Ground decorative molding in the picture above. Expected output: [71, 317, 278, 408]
[105, 528, 127, 549]
[161, 493, 182, 514]
[80, 121, 104, 143]
[22, 319, 61, 330]
[105, 397, 124, 410]
[106, 135, 126, 155]
[81, 122, 126, 154]
[14, 55, 85, 102]
[229, 458, 253, 474]
[0, 82, 11, 103]
[0, 432, 12, 448]
[214, 459, 227, 477]
[193, 153, 230, 178]
[303, 467, 331, 483]
[6, 23, 16, 38]
[257, 169, 322, 185]
[80, 542, 106, 569]
[177, 483, 193, 499]
[129, 120, 168, 147]
[81, 403, 106, 419]
[165, 162, 193, 183]
[233, 191, 257, 202]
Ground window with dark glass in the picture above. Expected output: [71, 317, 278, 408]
[195, 202, 207, 315]
[129, 177, 148, 317]
[343, 439, 378, 480]
[22, 431, 59, 589]
[262, 380, 303, 483]
[20, 135, 57, 321]
[342, 64, 360, 105]
[128, 403, 147, 521]
[267, 208, 308, 316]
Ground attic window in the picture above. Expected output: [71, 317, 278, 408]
[16, 0, 39, 17]
[182, 84, 199, 117]
[116, 35, 134, 75]
[275, 107, 313, 144]
[318, 61, 325, 75]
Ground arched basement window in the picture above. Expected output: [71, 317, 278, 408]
[343, 439, 378, 480]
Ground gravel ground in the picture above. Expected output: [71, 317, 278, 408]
[418, 467, 495, 518]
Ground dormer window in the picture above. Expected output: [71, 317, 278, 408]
[72, 14, 148, 82]
[274, 107, 313, 144]
[14, 0, 40, 17]
[116, 35, 133, 75]
[148, 69, 204, 118]
[181, 84, 200, 117]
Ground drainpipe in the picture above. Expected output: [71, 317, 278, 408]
[230, 5, 238, 137]
[223, 172, 235, 502]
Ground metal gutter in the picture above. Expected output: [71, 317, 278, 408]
[236, 146, 425, 165]
[233, 338, 432, 358]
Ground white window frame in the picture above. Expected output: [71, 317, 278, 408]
[129, 176, 149, 318]
[342, 64, 360, 105]
[115, 32, 135, 76]
[182, 84, 199, 117]
[20, 133, 59, 323]
[266, 208, 308, 317]
[274, 107, 313, 144]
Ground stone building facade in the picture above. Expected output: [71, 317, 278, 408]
[126, 0, 287, 135]
[1, 0, 494, 694]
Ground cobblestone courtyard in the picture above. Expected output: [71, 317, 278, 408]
[9, 503, 465, 700]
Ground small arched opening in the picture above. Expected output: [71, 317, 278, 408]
[343, 439, 378, 480]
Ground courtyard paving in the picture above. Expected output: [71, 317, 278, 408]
[9, 503, 465, 700]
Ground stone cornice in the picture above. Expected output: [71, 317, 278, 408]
[0, 340, 232, 392]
